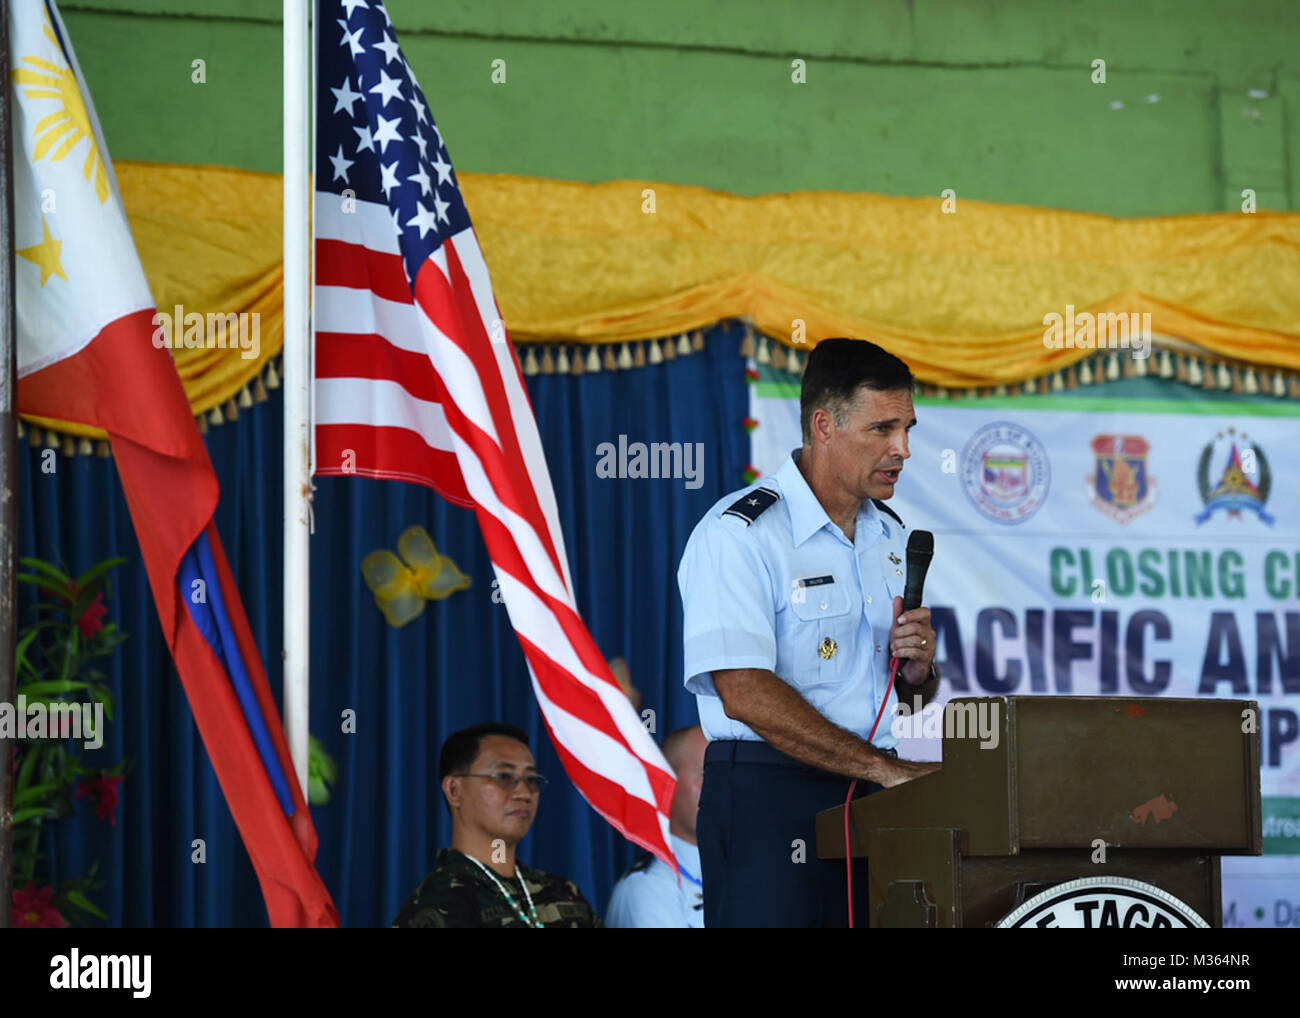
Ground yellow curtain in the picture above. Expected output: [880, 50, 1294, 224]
[24, 161, 1300, 435]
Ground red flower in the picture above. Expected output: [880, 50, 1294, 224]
[77, 592, 107, 639]
[75, 771, 123, 825]
[11, 882, 68, 928]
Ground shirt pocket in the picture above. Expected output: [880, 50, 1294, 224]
[789, 575, 855, 691]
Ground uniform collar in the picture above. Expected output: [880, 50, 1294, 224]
[774, 449, 884, 548]
[669, 834, 701, 879]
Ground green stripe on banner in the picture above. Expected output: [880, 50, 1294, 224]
[1262, 797, 1300, 855]
[754, 381, 801, 398]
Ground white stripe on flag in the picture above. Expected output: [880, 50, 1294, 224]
[315, 194, 403, 256]
[316, 286, 423, 353]
[450, 230, 576, 598]
[314, 376, 457, 452]
[496, 568, 676, 779]
[526, 663, 660, 808]
[415, 297, 503, 448]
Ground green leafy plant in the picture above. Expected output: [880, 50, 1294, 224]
[307, 734, 338, 806]
[11, 556, 129, 926]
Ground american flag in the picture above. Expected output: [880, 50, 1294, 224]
[313, 0, 676, 869]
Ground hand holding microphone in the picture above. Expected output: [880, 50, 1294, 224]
[889, 530, 937, 687]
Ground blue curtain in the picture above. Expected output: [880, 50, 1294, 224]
[17, 321, 750, 927]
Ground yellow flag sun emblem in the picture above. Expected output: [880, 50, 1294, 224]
[819, 637, 837, 660]
[11, 9, 109, 203]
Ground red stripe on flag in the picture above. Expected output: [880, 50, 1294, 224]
[413, 253, 567, 584]
[316, 238, 412, 305]
[315, 423, 472, 506]
[522, 639, 675, 813]
[316, 332, 442, 404]
[538, 712, 672, 863]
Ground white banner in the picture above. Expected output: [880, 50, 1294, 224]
[752, 373, 1300, 927]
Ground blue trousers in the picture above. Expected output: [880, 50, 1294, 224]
[697, 740, 885, 928]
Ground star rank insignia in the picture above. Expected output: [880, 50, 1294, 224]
[818, 637, 838, 660]
[889, 552, 901, 565]
[722, 487, 780, 525]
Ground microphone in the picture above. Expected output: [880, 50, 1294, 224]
[901, 530, 934, 612]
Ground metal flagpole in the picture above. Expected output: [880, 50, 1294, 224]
[0, 0, 18, 930]
[283, 0, 311, 797]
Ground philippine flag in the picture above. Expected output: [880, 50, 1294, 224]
[12, 0, 337, 927]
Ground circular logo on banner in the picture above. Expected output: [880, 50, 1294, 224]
[995, 877, 1210, 928]
[960, 421, 1051, 524]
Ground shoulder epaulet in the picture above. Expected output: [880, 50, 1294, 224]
[872, 498, 905, 529]
[722, 487, 780, 525]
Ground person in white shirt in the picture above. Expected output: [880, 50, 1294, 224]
[605, 726, 708, 927]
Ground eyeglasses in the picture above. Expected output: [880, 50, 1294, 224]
[457, 771, 549, 793]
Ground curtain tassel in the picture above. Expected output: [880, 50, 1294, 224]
[739, 325, 756, 358]
[602, 345, 617, 371]
[264, 359, 281, 389]
[647, 339, 663, 365]
[770, 342, 788, 371]
[756, 335, 771, 365]
[618, 343, 633, 369]
[676, 333, 691, 356]
[692, 330, 705, 352]
[661, 336, 676, 361]
[633, 342, 646, 368]
[95, 440, 110, 458]
[522, 345, 539, 376]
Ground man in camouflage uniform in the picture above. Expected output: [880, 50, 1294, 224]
[392, 722, 601, 928]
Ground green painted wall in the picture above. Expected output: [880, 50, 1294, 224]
[59, 0, 1300, 215]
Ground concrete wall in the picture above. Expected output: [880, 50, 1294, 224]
[60, 0, 1300, 214]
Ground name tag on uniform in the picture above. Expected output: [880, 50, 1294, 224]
[793, 575, 835, 588]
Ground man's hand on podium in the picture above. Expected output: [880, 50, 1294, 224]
[876, 756, 941, 790]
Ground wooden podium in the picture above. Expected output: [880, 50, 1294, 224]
[815, 696, 1262, 928]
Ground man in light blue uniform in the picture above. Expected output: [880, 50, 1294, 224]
[605, 726, 707, 927]
[677, 338, 941, 928]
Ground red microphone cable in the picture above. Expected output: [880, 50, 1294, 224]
[845, 654, 900, 929]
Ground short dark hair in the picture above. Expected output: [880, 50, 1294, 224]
[439, 722, 530, 781]
[800, 338, 913, 443]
